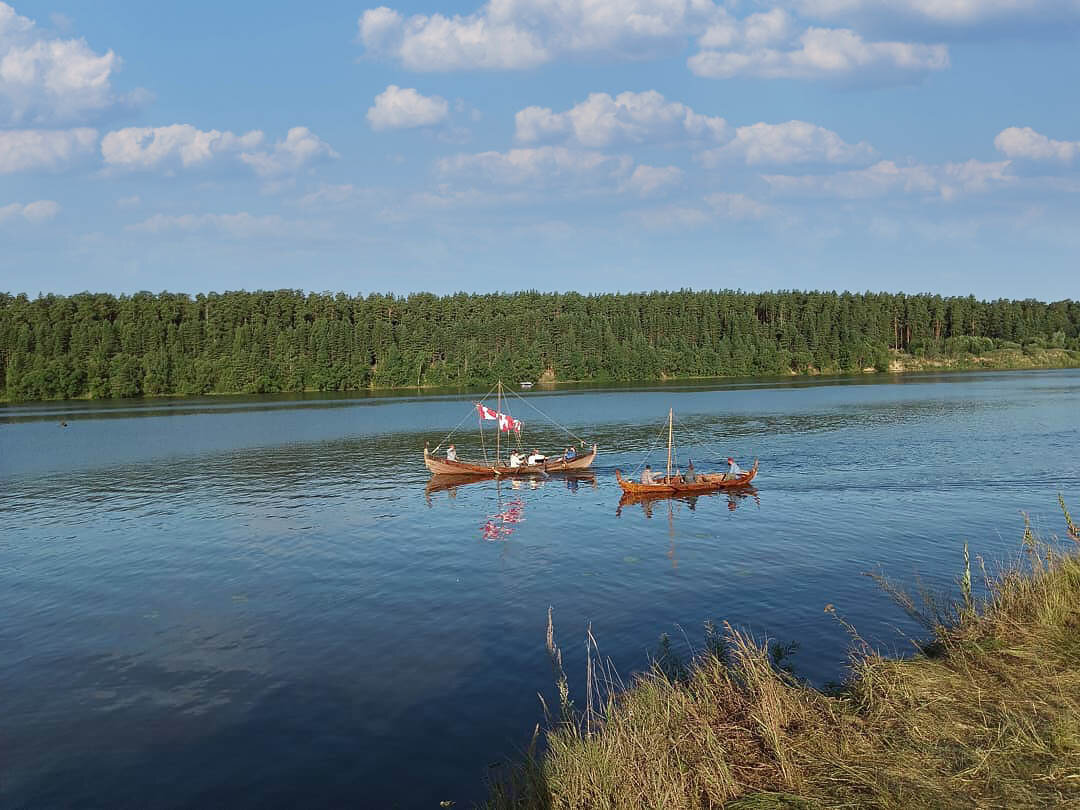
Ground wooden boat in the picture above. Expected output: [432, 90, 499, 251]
[424, 444, 598, 476]
[615, 462, 757, 494]
[615, 407, 759, 495]
[423, 380, 597, 478]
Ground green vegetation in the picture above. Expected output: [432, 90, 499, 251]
[487, 503, 1080, 809]
[1, 289, 1079, 401]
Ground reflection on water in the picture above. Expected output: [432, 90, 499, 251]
[1, 370, 1079, 808]
[616, 486, 761, 518]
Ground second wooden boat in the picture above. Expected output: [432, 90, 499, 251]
[614, 407, 759, 495]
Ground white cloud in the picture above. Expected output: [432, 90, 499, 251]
[515, 90, 727, 146]
[239, 127, 338, 177]
[437, 145, 632, 188]
[367, 85, 449, 130]
[994, 126, 1080, 163]
[0, 1, 124, 123]
[619, 164, 683, 195]
[102, 124, 264, 169]
[939, 159, 1013, 200]
[690, 26, 948, 80]
[356, 0, 951, 83]
[358, 0, 717, 70]
[0, 198, 59, 223]
[762, 157, 1012, 200]
[763, 160, 938, 197]
[699, 120, 875, 166]
[704, 192, 774, 219]
[0, 127, 96, 172]
[789, 0, 1080, 27]
[101, 124, 335, 177]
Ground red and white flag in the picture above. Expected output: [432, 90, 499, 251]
[477, 403, 521, 433]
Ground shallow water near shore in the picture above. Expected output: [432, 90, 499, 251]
[2, 370, 1079, 808]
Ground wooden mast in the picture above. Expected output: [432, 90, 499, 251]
[496, 380, 502, 465]
[666, 407, 673, 481]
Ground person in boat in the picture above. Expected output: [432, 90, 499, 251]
[564, 446, 577, 461]
[446, 444, 457, 462]
[527, 449, 546, 465]
[683, 459, 696, 484]
[725, 457, 744, 480]
[509, 451, 523, 468]
[641, 464, 656, 485]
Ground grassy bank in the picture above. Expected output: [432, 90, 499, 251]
[487, 501, 1080, 809]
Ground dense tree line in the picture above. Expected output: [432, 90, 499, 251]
[1, 289, 1078, 401]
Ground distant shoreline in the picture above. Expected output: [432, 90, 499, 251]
[1, 349, 1078, 405]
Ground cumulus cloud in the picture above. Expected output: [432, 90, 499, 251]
[437, 145, 632, 188]
[357, 0, 951, 82]
[367, 85, 449, 130]
[102, 124, 264, 169]
[0, 127, 96, 172]
[239, 127, 338, 177]
[358, 0, 718, 70]
[0, 198, 60, 223]
[0, 1, 129, 123]
[515, 90, 727, 146]
[699, 120, 875, 166]
[689, 26, 948, 80]
[619, 164, 683, 195]
[762, 158, 1012, 200]
[101, 124, 335, 176]
[994, 126, 1080, 162]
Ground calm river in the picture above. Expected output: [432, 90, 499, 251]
[2, 370, 1079, 808]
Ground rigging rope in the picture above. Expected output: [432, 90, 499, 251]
[629, 422, 671, 477]
[432, 380, 500, 453]
[503, 386, 590, 446]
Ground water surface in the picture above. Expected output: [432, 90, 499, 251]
[2, 371, 1078, 808]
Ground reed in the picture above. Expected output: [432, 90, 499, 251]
[486, 500, 1080, 809]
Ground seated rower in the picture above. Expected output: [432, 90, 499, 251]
[527, 448, 546, 465]
[641, 464, 656, 485]
[725, 457, 744, 480]
[446, 444, 457, 462]
[564, 446, 577, 461]
[508, 451, 523, 468]
[683, 459, 696, 484]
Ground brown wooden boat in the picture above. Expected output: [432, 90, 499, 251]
[615, 461, 757, 494]
[614, 407, 759, 495]
[424, 444, 598, 476]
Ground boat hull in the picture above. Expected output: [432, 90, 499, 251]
[615, 460, 758, 494]
[424, 445, 598, 476]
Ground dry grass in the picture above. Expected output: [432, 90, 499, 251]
[486, 502, 1080, 810]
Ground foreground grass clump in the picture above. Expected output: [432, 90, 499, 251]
[487, 503, 1080, 809]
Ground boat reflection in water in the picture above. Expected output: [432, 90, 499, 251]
[616, 485, 759, 518]
[424, 470, 598, 501]
[424, 472, 598, 540]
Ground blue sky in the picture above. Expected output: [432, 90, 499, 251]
[1, 0, 1078, 298]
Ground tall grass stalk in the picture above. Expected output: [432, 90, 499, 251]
[488, 500, 1080, 809]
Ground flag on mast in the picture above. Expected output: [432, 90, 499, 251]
[476, 403, 522, 433]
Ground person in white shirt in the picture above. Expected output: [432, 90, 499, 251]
[527, 449, 546, 465]
[641, 464, 656, 485]
[446, 444, 457, 462]
[508, 451, 523, 468]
